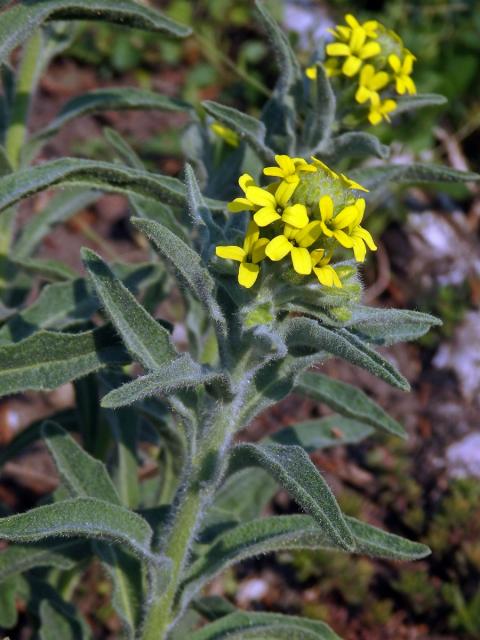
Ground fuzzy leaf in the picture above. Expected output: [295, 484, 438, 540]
[0, 158, 226, 214]
[14, 190, 99, 258]
[39, 599, 90, 640]
[190, 611, 340, 639]
[323, 131, 389, 162]
[42, 421, 120, 504]
[296, 371, 406, 438]
[230, 442, 355, 551]
[350, 163, 480, 191]
[282, 317, 409, 391]
[82, 248, 176, 370]
[0, 576, 18, 628]
[13, 256, 77, 281]
[0, 0, 190, 65]
[0, 325, 129, 397]
[0, 497, 153, 560]
[302, 63, 336, 152]
[394, 93, 447, 115]
[268, 415, 374, 450]
[203, 100, 273, 162]
[101, 354, 226, 408]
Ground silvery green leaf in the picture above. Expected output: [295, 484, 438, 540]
[229, 442, 355, 551]
[295, 371, 406, 438]
[345, 306, 442, 345]
[42, 421, 121, 504]
[39, 599, 90, 640]
[322, 131, 389, 162]
[0, 576, 19, 628]
[0, 158, 226, 214]
[268, 415, 374, 450]
[202, 100, 274, 163]
[104, 127, 143, 169]
[0, 497, 153, 560]
[301, 63, 335, 152]
[82, 248, 176, 371]
[0, 143, 12, 175]
[184, 163, 221, 240]
[14, 190, 99, 258]
[0, 325, 129, 397]
[282, 317, 409, 390]
[13, 256, 77, 281]
[192, 596, 236, 621]
[101, 354, 226, 408]
[189, 611, 341, 639]
[105, 408, 140, 509]
[394, 93, 447, 116]
[0, 0, 191, 66]
[350, 163, 480, 191]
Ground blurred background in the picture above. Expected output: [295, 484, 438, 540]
[1, 1, 480, 638]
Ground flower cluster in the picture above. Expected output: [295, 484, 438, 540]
[307, 14, 416, 125]
[216, 155, 376, 289]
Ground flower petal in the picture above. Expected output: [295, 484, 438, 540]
[228, 197, 253, 212]
[253, 207, 281, 227]
[265, 235, 292, 261]
[388, 53, 401, 73]
[351, 237, 367, 262]
[243, 220, 260, 254]
[334, 205, 359, 229]
[239, 173, 255, 193]
[314, 265, 334, 287]
[333, 228, 355, 248]
[306, 65, 317, 80]
[319, 195, 334, 222]
[371, 71, 389, 91]
[310, 248, 325, 267]
[251, 238, 269, 263]
[263, 167, 285, 178]
[238, 262, 260, 288]
[350, 27, 366, 52]
[360, 41, 381, 59]
[245, 186, 276, 207]
[282, 204, 309, 229]
[326, 42, 351, 57]
[290, 247, 312, 275]
[342, 55, 362, 76]
[296, 221, 323, 247]
[353, 225, 377, 251]
[275, 180, 297, 206]
[216, 245, 246, 262]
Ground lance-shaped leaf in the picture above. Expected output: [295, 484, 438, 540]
[39, 599, 90, 640]
[0, 576, 18, 628]
[203, 100, 273, 163]
[0, 539, 87, 583]
[101, 354, 227, 408]
[132, 217, 228, 342]
[0, 325, 129, 397]
[42, 421, 120, 504]
[344, 306, 442, 346]
[302, 63, 336, 152]
[268, 415, 374, 449]
[190, 611, 340, 640]
[82, 248, 176, 371]
[34, 88, 193, 142]
[229, 442, 355, 551]
[182, 514, 429, 605]
[13, 256, 77, 281]
[296, 371, 406, 438]
[0, 0, 190, 66]
[350, 163, 480, 191]
[394, 93, 447, 115]
[282, 317, 409, 391]
[254, 0, 302, 97]
[184, 163, 223, 251]
[0, 497, 153, 560]
[322, 131, 389, 162]
[0, 158, 226, 214]
[14, 190, 99, 258]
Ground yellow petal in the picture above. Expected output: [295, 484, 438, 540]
[334, 205, 359, 229]
[342, 55, 362, 77]
[345, 14, 360, 30]
[350, 27, 366, 52]
[368, 109, 382, 125]
[275, 154, 296, 175]
[404, 76, 416, 95]
[296, 221, 322, 248]
[251, 238, 269, 263]
[326, 42, 351, 57]
[388, 53, 401, 73]
[314, 265, 334, 287]
[275, 180, 297, 206]
[360, 41, 381, 59]
[291, 246, 312, 275]
[228, 197, 253, 212]
[353, 225, 377, 251]
[282, 204, 309, 229]
[245, 186, 276, 208]
[253, 207, 281, 227]
[243, 220, 260, 254]
[265, 235, 292, 261]
[396, 77, 406, 95]
[371, 71, 389, 91]
[238, 262, 260, 288]
[340, 175, 369, 192]
[263, 166, 285, 178]
[319, 195, 334, 222]
[306, 65, 317, 80]
[403, 53, 415, 75]
[216, 245, 246, 262]
[239, 173, 255, 193]
[355, 85, 371, 104]
[360, 63, 375, 85]
[310, 157, 338, 179]
[333, 229, 354, 248]
[310, 248, 325, 267]
[351, 237, 367, 262]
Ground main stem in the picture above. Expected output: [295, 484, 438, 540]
[140, 409, 231, 640]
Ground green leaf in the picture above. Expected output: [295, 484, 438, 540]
[0, 325, 129, 397]
[322, 131, 389, 162]
[82, 247, 176, 370]
[268, 415, 374, 450]
[350, 163, 480, 191]
[0, 0, 190, 66]
[0, 497, 153, 560]
[104, 127, 143, 168]
[296, 371, 406, 438]
[394, 92, 447, 116]
[132, 217, 228, 343]
[14, 190, 99, 258]
[230, 442, 355, 551]
[0, 158, 226, 214]
[34, 88, 193, 142]
[345, 306, 442, 346]
[203, 100, 273, 163]
[282, 317, 409, 391]
[13, 256, 77, 281]
[39, 599, 90, 640]
[192, 596, 236, 621]
[189, 611, 341, 639]
[42, 421, 121, 504]
[106, 408, 140, 509]
[0, 576, 19, 628]
[302, 63, 336, 152]
[101, 354, 225, 408]
[182, 514, 429, 605]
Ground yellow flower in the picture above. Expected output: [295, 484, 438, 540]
[263, 154, 316, 184]
[310, 156, 339, 180]
[306, 65, 317, 80]
[228, 174, 260, 213]
[210, 122, 239, 147]
[328, 15, 379, 42]
[344, 198, 377, 262]
[318, 195, 357, 249]
[367, 95, 397, 125]
[215, 221, 268, 288]
[339, 173, 369, 193]
[388, 52, 416, 95]
[245, 183, 309, 229]
[265, 221, 323, 275]
[326, 28, 381, 77]
[310, 249, 343, 288]
[355, 64, 390, 104]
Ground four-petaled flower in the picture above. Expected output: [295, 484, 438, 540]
[388, 53, 416, 95]
[265, 221, 323, 275]
[216, 221, 268, 288]
[245, 183, 309, 229]
[311, 249, 343, 288]
[263, 154, 316, 184]
[355, 64, 389, 105]
[367, 95, 397, 125]
[326, 28, 381, 77]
